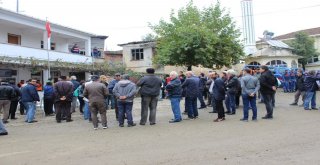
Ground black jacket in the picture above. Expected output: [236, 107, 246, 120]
[9, 84, 21, 101]
[0, 84, 15, 100]
[213, 78, 225, 101]
[296, 75, 305, 91]
[304, 75, 320, 92]
[226, 76, 239, 94]
[137, 74, 162, 97]
[182, 76, 200, 98]
[259, 70, 276, 95]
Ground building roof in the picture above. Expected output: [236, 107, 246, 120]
[0, 7, 108, 38]
[273, 27, 320, 40]
[105, 50, 123, 55]
[118, 40, 156, 46]
[265, 40, 292, 49]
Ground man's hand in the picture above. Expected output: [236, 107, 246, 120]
[249, 93, 255, 97]
[119, 96, 127, 100]
[272, 86, 276, 91]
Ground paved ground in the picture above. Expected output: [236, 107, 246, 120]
[1, 91, 320, 165]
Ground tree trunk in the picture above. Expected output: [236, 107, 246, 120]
[187, 65, 192, 71]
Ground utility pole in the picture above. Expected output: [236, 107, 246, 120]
[16, 0, 19, 13]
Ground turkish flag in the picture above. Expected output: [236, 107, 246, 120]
[46, 21, 51, 38]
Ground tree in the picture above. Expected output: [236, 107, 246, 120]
[142, 33, 157, 42]
[288, 32, 319, 70]
[150, 1, 244, 70]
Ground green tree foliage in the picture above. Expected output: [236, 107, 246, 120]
[288, 32, 319, 69]
[150, 1, 244, 70]
[142, 33, 157, 41]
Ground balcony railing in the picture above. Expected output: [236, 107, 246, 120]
[0, 43, 92, 63]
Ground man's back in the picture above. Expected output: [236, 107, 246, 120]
[137, 75, 162, 97]
[84, 82, 108, 103]
[54, 81, 74, 102]
[182, 76, 200, 97]
[0, 85, 14, 100]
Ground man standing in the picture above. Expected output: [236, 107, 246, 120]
[198, 73, 207, 109]
[182, 71, 200, 120]
[108, 73, 121, 120]
[54, 76, 74, 123]
[213, 73, 226, 122]
[70, 76, 80, 113]
[166, 71, 182, 123]
[240, 68, 260, 122]
[8, 80, 21, 120]
[282, 70, 290, 93]
[137, 68, 162, 126]
[290, 69, 305, 106]
[21, 79, 40, 123]
[303, 70, 319, 110]
[225, 70, 239, 115]
[208, 72, 217, 113]
[0, 80, 15, 124]
[113, 74, 137, 127]
[83, 75, 109, 130]
[259, 66, 277, 119]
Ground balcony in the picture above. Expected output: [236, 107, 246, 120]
[0, 43, 93, 63]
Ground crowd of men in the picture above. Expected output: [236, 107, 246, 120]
[1, 66, 320, 136]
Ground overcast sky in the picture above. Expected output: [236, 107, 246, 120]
[1, 0, 320, 50]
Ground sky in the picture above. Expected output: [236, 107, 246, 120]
[1, 0, 320, 50]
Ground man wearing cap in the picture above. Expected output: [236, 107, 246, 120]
[83, 75, 109, 130]
[0, 80, 15, 124]
[108, 73, 121, 120]
[113, 74, 137, 127]
[54, 76, 74, 123]
[137, 68, 162, 125]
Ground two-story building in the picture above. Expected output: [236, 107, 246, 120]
[0, 8, 107, 83]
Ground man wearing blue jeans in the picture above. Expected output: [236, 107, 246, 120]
[113, 74, 137, 127]
[0, 119, 8, 136]
[21, 79, 40, 123]
[303, 70, 319, 110]
[240, 68, 260, 121]
[182, 71, 200, 120]
[166, 71, 182, 123]
[225, 70, 239, 115]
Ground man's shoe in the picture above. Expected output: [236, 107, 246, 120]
[150, 123, 156, 126]
[252, 119, 258, 122]
[0, 132, 8, 136]
[240, 118, 248, 122]
[290, 103, 298, 106]
[119, 124, 124, 127]
[103, 126, 108, 129]
[227, 112, 236, 115]
[93, 127, 98, 130]
[262, 116, 273, 119]
[28, 120, 38, 123]
[169, 119, 181, 123]
[2, 120, 9, 124]
[198, 106, 207, 109]
[312, 108, 319, 110]
[225, 111, 231, 114]
[66, 119, 73, 122]
[11, 117, 18, 120]
[182, 112, 188, 115]
[139, 123, 145, 126]
[304, 108, 311, 110]
[57, 120, 61, 123]
[183, 117, 194, 120]
[128, 123, 137, 127]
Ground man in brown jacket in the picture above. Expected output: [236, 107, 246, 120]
[54, 76, 74, 123]
[83, 75, 109, 130]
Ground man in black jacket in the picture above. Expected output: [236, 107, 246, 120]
[54, 76, 74, 123]
[259, 66, 277, 119]
[137, 68, 162, 125]
[8, 80, 21, 120]
[225, 70, 239, 115]
[213, 73, 226, 122]
[290, 69, 305, 106]
[0, 80, 15, 124]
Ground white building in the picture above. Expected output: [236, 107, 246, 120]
[0, 8, 107, 83]
[241, 0, 257, 55]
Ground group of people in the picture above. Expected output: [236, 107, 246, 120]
[3, 65, 318, 136]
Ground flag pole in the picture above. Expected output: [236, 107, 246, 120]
[46, 18, 51, 80]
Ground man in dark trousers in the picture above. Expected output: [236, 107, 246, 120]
[0, 80, 15, 124]
[54, 76, 74, 123]
[290, 69, 305, 106]
[259, 65, 277, 119]
[182, 71, 200, 120]
[137, 68, 162, 125]
[8, 80, 21, 120]
[213, 73, 226, 122]
[83, 75, 109, 130]
[108, 73, 121, 120]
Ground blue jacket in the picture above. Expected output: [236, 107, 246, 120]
[108, 79, 120, 94]
[282, 73, 290, 82]
[21, 84, 40, 102]
[44, 85, 54, 99]
[304, 75, 320, 92]
[213, 78, 225, 101]
[182, 76, 199, 98]
[166, 77, 182, 97]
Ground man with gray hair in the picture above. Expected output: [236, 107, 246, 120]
[240, 68, 260, 122]
[113, 74, 137, 127]
[70, 75, 80, 113]
[166, 71, 182, 123]
[182, 71, 200, 120]
[83, 75, 109, 130]
[225, 69, 239, 115]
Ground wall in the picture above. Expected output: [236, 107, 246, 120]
[105, 54, 123, 63]
[122, 45, 153, 71]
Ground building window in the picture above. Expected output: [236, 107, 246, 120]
[41, 41, 56, 50]
[8, 33, 21, 45]
[131, 49, 144, 60]
[266, 60, 287, 66]
[248, 61, 261, 66]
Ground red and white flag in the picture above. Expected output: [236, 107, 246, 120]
[45, 21, 51, 38]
